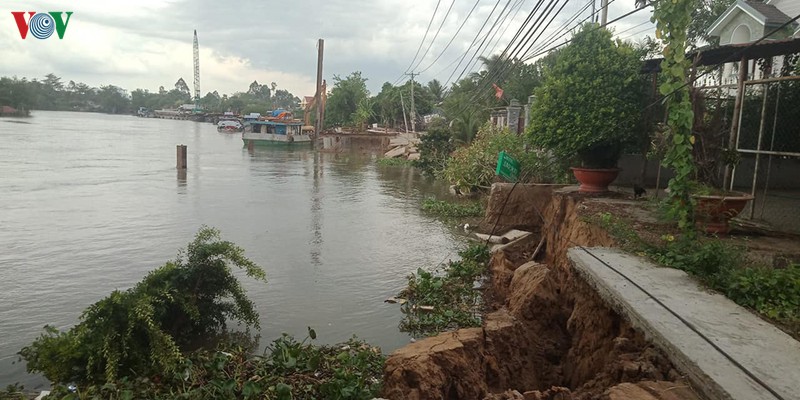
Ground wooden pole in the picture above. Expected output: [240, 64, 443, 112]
[724, 56, 747, 189]
[176, 145, 187, 169]
[314, 39, 324, 144]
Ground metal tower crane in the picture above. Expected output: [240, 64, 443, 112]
[193, 30, 200, 112]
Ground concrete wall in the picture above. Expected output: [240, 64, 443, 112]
[615, 153, 800, 189]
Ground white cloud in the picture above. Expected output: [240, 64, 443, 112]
[0, 0, 656, 96]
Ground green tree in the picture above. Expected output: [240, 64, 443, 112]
[19, 227, 267, 384]
[427, 79, 445, 105]
[688, 0, 735, 47]
[415, 117, 455, 177]
[96, 85, 131, 114]
[325, 71, 369, 127]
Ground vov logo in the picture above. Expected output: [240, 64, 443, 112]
[11, 12, 73, 39]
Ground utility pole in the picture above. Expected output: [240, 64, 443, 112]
[600, 0, 608, 26]
[400, 92, 409, 133]
[314, 39, 325, 143]
[405, 72, 419, 133]
[591, 0, 596, 23]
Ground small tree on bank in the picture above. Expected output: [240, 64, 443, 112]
[20, 227, 266, 384]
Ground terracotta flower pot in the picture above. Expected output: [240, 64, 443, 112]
[570, 167, 620, 193]
[692, 192, 754, 234]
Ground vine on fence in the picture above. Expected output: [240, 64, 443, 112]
[653, 0, 696, 230]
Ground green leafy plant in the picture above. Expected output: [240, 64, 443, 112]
[19, 226, 267, 385]
[376, 157, 413, 167]
[421, 198, 484, 219]
[415, 118, 455, 177]
[41, 330, 385, 400]
[398, 245, 490, 336]
[528, 23, 646, 168]
[652, 0, 696, 230]
[443, 123, 568, 192]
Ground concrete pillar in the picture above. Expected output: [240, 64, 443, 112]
[507, 99, 522, 134]
[524, 95, 535, 130]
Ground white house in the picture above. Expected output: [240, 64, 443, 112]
[707, 0, 799, 83]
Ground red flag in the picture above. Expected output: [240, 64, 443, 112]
[492, 83, 504, 99]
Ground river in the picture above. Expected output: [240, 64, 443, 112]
[0, 111, 463, 389]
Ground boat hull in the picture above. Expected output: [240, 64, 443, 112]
[242, 132, 313, 146]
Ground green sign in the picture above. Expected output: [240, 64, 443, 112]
[495, 151, 520, 182]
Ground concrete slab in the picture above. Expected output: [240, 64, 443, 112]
[569, 247, 800, 400]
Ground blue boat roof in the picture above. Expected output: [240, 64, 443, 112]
[251, 120, 302, 126]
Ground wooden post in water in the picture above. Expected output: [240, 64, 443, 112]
[247, 139, 254, 152]
[177, 145, 187, 169]
[314, 39, 324, 145]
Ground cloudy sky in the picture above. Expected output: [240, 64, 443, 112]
[1, 0, 655, 97]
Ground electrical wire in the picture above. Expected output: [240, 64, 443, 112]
[390, 0, 445, 86]
[417, 0, 485, 74]
[443, 0, 508, 87]
[411, 0, 460, 73]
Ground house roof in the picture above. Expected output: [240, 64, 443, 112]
[1, 105, 17, 113]
[642, 36, 800, 73]
[708, 0, 797, 38]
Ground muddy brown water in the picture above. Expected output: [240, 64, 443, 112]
[0, 111, 464, 389]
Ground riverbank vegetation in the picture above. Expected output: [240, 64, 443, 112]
[18, 227, 384, 399]
[397, 244, 490, 337]
[0, 74, 301, 115]
[421, 199, 484, 219]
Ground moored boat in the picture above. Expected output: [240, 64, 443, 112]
[242, 110, 312, 146]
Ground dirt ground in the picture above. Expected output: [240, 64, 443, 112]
[576, 187, 800, 268]
[381, 185, 707, 400]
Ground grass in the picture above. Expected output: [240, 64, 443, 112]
[592, 211, 800, 336]
[398, 245, 491, 337]
[421, 198, 484, 219]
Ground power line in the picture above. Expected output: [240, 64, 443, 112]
[417, 0, 485, 75]
[459, 0, 530, 81]
[453, 0, 570, 110]
[390, 0, 444, 85]
[411, 0, 459, 73]
[443, 0, 508, 87]
[523, 1, 651, 62]
[428, 0, 546, 80]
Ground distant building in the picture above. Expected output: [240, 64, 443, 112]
[488, 99, 524, 134]
[1, 105, 28, 117]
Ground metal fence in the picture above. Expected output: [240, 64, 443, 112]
[693, 57, 800, 234]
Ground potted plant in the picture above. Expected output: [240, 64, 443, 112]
[527, 23, 646, 192]
[690, 182, 753, 234]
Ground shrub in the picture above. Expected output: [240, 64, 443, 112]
[421, 198, 484, 218]
[528, 23, 646, 168]
[19, 227, 267, 384]
[398, 245, 490, 336]
[442, 124, 567, 192]
[42, 332, 385, 400]
[415, 118, 455, 177]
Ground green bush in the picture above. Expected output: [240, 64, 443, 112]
[415, 118, 455, 177]
[376, 157, 413, 167]
[528, 23, 646, 168]
[442, 124, 567, 192]
[421, 198, 484, 218]
[398, 245, 490, 336]
[42, 332, 385, 400]
[19, 227, 266, 384]
[726, 264, 800, 322]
